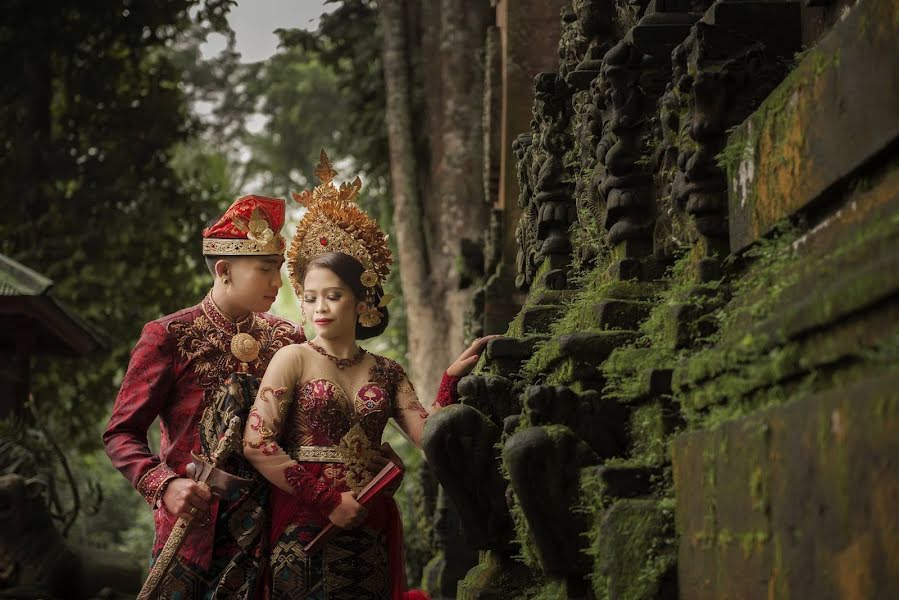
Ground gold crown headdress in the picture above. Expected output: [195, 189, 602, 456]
[287, 149, 393, 327]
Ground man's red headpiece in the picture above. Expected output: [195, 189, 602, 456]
[202, 195, 287, 256]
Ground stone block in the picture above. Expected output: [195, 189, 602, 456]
[702, 1, 802, 60]
[724, 0, 899, 252]
[486, 335, 547, 377]
[558, 331, 639, 361]
[587, 463, 667, 500]
[672, 373, 899, 599]
[521, 304, 565, 334]
[593, 298, 653, 330]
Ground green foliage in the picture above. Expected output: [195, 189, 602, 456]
[240, 52, 348, 197]
[0, 0, 236, 557]
[523, 579, 566, 599]
[275, 0, 389, 181]
[0, 0, 235, 452]
[582, 497, 677, 600]
[382, 424, 432, 587]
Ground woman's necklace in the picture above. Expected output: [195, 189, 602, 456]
[308, 340, 367, 369]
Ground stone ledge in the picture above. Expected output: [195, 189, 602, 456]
[722, 0, 899, 252]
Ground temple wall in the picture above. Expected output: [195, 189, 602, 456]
[424, 0, 899, 597]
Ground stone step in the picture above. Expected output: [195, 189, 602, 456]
[583, 463, 667, 501]
[558, 331, 639, 363]
[485, 334, 548, 377]
[722, 0, 897, 252]
[593, 299, 653, 331]
[532, 289, 578, 306]
[521, 304, 565, 334]
[593, 499, 677, 600]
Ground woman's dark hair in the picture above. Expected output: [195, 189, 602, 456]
[305, 252, 390, 340]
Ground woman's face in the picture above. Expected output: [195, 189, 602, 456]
[302, 267, 366, 341]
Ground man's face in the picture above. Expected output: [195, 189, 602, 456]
[224, 255, 284, 313]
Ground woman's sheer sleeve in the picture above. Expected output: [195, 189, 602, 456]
[242, 345, 341, 519]
[393, 364, 461, 447]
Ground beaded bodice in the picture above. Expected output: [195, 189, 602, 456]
[283, 354, 406, 491]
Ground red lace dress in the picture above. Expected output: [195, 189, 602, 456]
[243, 343, 459, 600]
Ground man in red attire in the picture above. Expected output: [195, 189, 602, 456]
[104, 195, 305, 598]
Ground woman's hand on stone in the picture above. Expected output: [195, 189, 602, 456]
[446, 335, 501, 377]
[328, 491, 368, 529]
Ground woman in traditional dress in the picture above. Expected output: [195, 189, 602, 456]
[242, 151, 495, 599]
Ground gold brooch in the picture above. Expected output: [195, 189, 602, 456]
[231, 332, 261, 363]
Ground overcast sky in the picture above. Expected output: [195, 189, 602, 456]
[202, 0, 335, 63]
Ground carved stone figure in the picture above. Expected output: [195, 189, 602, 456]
[568, 0, 617, 89]
[503, 426, 599, 578]
[0, 474, 140, 600]
[422, 404, 515, 553]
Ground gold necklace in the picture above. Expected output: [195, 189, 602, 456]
[308, 340, 366, 369]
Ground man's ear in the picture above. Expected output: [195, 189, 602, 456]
[215, 258, 231, 279]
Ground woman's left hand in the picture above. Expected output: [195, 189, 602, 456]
[365, 443, 405, 496]
[446, 335, 502, 377]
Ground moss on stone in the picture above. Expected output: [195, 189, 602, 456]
[629, 403, 674, 465]
[508, 489, 543, 570]
[585, 498, 677, 600]
[522, 579, 567, 600]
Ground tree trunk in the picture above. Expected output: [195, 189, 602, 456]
[378, 0, 492, 403]
[379, 0, 450, 404]
[432, 0, 493, 353]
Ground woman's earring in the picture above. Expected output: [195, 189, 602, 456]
[300, 302, 307, 326]
[222, 274, 230, 285]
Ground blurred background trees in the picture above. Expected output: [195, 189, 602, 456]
[1, 0, 487, 587]
[0, 0, 242, 557]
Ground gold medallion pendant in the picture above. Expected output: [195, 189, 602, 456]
[230, 332, 261, 363]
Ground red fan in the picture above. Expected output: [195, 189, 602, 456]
[303, 461, 404, 555]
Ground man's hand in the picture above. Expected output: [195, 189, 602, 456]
[161, 478, 212, 522]
[328, 491, 368, 528]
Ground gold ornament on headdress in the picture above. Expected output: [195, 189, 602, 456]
[288, 149, 393, 327]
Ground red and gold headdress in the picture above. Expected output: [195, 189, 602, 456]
[203, 195, 287, 256]
[287, 150, 393, 327]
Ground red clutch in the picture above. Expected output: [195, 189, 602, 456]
[303, 461, 404, 555]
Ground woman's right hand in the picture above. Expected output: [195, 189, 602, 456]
[328, 491, 368, 529]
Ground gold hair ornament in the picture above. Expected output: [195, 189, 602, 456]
[287, 150, 393, 327]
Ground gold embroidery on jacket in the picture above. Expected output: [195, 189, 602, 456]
[167, 315, 295, 388]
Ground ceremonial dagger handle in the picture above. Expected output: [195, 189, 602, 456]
[136, 483, 209, 600]
[135, 416, 244, 599]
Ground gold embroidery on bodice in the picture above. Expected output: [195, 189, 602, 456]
[285, 355, 403, 491]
